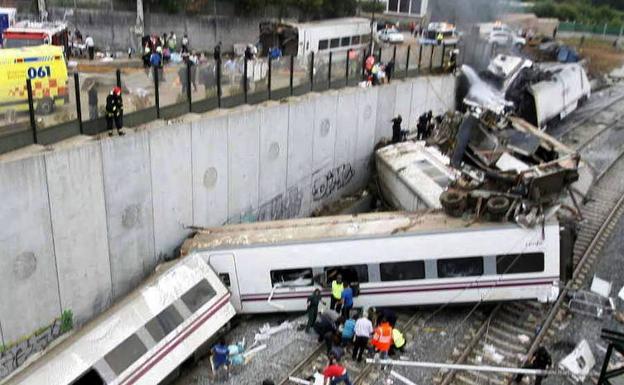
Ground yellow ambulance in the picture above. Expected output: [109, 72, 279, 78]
[0, 44, 68, 115]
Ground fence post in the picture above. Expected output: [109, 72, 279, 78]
[116, 69, 121, 88]
[309, 51, 315, 91]
[377, 46, 382, 62]
[441, 44, 446, 70]
[405, 45, 411, 77]
[361, 48, 366, 78]
[153, 66, 160, 119]
[289, 55, 294, 96]
[418, 44, 423, 70]
[26, 79, 37, 144]
[604, 23, 608, 38]
[268, 56, 272, 100]
[243, 57, 248, 103]
[328, 51, 332, 89]
[345, 49, 350, 86]
[392, 45, 397, 64]
[186, 61, 192, 112]
[74, 72, 83, 134]
[217, 58, 222, 108]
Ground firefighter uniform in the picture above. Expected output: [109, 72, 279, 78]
[106, 87, 124, 136]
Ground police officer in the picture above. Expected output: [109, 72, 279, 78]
[106, 87, 124, 136]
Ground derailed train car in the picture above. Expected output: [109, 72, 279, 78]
[4, 255, 235, 385]
[182, 211, 574, 314]
[460, 55, 591, 129]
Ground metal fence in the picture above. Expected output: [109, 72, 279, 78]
[559, 21, 624, 37]
[0, 43, 458, 155]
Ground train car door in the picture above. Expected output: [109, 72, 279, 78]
[205, 253, 242, 311]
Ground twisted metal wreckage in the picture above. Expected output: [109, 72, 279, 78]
[377, 55, 591, 228]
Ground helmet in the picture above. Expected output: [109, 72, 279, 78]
[113, 87, 122, 95]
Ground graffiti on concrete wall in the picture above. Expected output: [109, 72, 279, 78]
[229, 186, 303, 224]
[312, 163, 355, 202]
[0, 310, 73, 380]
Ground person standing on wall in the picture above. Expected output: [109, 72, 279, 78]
[391, 115, 403, 143]
[330, 274, 344, 311]
[85, 35, 95, 60]
[106, 87, 124, 136]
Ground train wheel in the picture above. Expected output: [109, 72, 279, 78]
[486, 196, 510, 219]
[440, 190, 466, 217]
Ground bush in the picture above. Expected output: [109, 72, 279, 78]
[60, 310, 73, 333]
[360, 0, 385, 13]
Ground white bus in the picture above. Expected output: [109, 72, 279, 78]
[259, 17, 371, 58]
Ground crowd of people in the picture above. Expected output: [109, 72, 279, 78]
[304, 274, 407, 385]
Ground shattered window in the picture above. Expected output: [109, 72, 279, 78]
[145, 304, 184, 342]
[181, 279, 217, 313]
[324, 265, 369, 284]
[380, 261, 426, 281]
[104, 334, 147, 375]
[437, 257, 484, 278]
[496, 253, 544, 274]
[271, 268, 313, 287]
[219, 273, 231, 287]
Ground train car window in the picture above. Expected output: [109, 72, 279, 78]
[145, 304, 184, 342]
[104, 334, 147, 375]
[361, 34, 371, 44]
[318, 40, 329, 50]
[219, 273, 231, 287]
[351, 36, 361, 45]
[182, 279, 217, 313]
[330, 38, 340, 48]
[324, 265, 369, 284]
[271, 268, 313, 287]
[341, 37, 351, 47]
[71, 368, 105, 385]
[437, 257, 484, 278]
[496, 253, 544, 274]
[380, 261, 426, 281]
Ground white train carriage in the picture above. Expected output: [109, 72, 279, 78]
[182, 212, 574, 314]
[4, 255, 236, 385]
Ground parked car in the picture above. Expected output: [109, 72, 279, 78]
[488, 30, 526, 48]
[378, 28, 404, 44]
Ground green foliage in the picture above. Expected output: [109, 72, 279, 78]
[533, 0, 624, 25]
[60, 309, 74, 334]
[360, 0, 386, 13]
[233, 0, 357, 19]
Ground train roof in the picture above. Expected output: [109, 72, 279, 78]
[183, 211, 555, 254]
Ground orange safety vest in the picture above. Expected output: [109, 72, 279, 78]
[372, 322, 393, 352]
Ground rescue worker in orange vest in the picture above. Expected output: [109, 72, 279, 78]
[371, 317, 393, 360]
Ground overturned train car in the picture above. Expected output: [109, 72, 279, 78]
[4, 255, 236, 385]
[182, 212, 575, 313]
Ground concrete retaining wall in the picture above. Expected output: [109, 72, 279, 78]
[0, 75, 455, 347]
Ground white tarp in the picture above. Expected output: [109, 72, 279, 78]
[559, 339, 596, 382]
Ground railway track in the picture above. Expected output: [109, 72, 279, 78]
[434, 145, 624, 385]
[277, 310, 422, 385]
